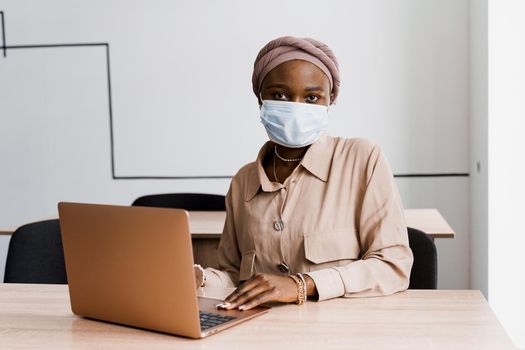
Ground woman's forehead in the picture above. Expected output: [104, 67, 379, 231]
[262, 60, 330, 88]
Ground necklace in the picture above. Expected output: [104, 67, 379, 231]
[273, 151, 280, 183]
[274, 145, 303, 162]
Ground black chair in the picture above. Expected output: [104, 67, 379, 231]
[4, 219, 67, 284]
[407, 227, 437, 289]
[132, 193, 226, 211]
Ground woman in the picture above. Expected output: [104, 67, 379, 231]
[194, 36, 413, 310]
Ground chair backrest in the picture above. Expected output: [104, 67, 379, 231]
[407, 227, 437, 289]
[132, 193, 226, 211]
[4, 219, 67, 284]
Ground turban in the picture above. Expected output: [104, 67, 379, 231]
[252, 36, 340, 104]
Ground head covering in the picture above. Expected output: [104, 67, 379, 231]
[252, 36, 340, 104]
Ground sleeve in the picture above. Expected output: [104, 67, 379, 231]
[204, 185, 241, 288]
[306, 143, 414, 301]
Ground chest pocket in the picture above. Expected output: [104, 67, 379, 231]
[304, 229, 361, 264]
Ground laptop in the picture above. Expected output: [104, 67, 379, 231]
[57, 202, 269, 339]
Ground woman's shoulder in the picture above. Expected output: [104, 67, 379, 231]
[229, 161, 258, 188]
[328, 135, 382, 159]
[233, 161, 257, 178]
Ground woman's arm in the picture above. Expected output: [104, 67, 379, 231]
[201, 186, 240, 288]
[305, 143, 413, 300]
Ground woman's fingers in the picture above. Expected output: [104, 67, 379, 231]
[219, 273, 298, 310]
[224, 284, 269, 309]
[225, 273, 266, 302]
[224, 275, 271, 309]
[238, 288, 277, 310]
[224, 275, 258, 303]
[224, 279, 251, 304]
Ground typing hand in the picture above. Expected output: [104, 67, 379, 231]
[218, 273, 299, 311]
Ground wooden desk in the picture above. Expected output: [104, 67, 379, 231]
[0, 284, 515, 349]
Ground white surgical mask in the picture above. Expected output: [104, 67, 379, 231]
[259, 100, 329, 148]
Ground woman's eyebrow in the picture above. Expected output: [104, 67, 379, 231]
[304, 86, 325, 92]
[265, 83, 289, 89]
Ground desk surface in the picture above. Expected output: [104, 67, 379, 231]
[0, 208, 455, 238]
[0, 284, 514, 350]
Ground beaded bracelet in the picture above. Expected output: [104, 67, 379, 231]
[296, 273, 308, 302]
[289, 275, 306, 305]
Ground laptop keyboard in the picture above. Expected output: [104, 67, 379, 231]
[199, 311, 236, 330]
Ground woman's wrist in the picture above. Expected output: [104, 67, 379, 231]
[288, 274, 307, 305]
[288, 273, 318, 304]
[303, 274, 318, 298]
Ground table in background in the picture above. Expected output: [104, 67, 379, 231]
[0, 284, 515, 350]
[0, 209, 455, 270]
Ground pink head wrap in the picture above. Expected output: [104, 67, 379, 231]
[252, 36, 340, 104]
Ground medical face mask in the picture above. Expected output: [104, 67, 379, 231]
[259, 100, 329, 148]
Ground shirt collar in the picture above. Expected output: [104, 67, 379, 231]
[244, 133, 334, 202]
[300, 133, 333, 182]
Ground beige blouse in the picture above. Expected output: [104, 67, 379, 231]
[206, 133, 413, 301]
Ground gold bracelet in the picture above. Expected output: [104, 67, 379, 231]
[289, 275, 306, 305]
[296, 273, 308, 302]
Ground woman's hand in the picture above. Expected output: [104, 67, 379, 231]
[220, 273, 315, 311]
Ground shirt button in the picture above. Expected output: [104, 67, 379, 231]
[277, 263, 289, 273]
[273, 219, 285, 231]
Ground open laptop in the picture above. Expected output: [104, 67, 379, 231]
[57, 202, 269, 339]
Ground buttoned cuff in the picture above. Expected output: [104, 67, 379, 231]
[205, 268, 236, 288]
[305, 268, 345, 302]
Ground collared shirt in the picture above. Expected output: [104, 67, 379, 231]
[206, 134, 413, 301]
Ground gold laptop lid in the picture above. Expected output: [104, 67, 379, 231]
[58, 202, 201, 338]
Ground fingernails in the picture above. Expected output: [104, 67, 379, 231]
[216, 302, 231, 309]
[238, 304, 246, 311]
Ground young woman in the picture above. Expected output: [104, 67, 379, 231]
[195, 36, 413, 310]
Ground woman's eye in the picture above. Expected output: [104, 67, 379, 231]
[306, 95, 320, 103]
[273, 92, 288, 100]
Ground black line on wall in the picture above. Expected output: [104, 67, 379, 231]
[104, 43, 116, 178]
[5, 43, 108, 49]
[2, 42, 117, 180]
[395, 173, 469, 178]
[114, 176, 234, 180]
[0, 10, 470, 181]
[113, 173, 470, 180]
[1, 11, 6, 57]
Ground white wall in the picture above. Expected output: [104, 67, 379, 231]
[397, 177, 470, 289]
[0, 1, 470, 289]
[470, 0, 488, 297]
[488, 0, 525, 347]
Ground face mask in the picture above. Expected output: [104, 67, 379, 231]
[259, 100, 329, 148]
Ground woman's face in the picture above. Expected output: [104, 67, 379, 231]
[259, 60, 332, 107]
